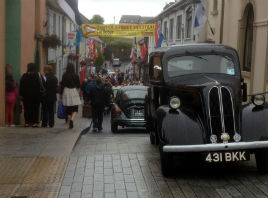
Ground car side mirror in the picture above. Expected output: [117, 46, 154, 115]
[241, 79, 247, 102]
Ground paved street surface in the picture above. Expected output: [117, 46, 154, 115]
[58, 115, 268, 198]
[0, 111, 91, 198]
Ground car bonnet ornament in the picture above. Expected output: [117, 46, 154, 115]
[221, 133, 230, 143]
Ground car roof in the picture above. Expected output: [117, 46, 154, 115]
[120, 85, 148, 92]
[151, 44, 236, 55]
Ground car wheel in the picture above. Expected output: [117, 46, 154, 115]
[159, 145, 173, 177]
[150, 132, 155, 145]
[255, 149, 268, 174]
[111, 123, 118, 133]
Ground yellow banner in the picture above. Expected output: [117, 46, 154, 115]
[82, 24, 156, 38]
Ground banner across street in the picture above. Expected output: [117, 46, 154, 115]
[81, 24, 157, 37]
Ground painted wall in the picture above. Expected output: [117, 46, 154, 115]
[21, 0, 35, 73]
[222, 0, 268, 94]
[0, 0, 5, 126]
[5, 0, 21, 85]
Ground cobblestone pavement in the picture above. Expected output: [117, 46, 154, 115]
[58, 115, 268, 198]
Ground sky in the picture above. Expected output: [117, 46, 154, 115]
[78, 0, 173, 24]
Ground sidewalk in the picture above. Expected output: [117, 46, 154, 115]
[0, 111, 91, 198]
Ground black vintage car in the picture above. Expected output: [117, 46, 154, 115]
[111, 86, 148, 133]
[145, 44, 268, 176]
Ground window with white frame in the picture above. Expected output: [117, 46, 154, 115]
[185, 8, 192, 39]
[164, 21, 168, 40]
[169, 18, 174, 41]
[176, 15, 182, 40]
[53, 13, 56, 34]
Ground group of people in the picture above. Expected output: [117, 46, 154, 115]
[5, 62, 113, 131]
[5, 62, 81, 129]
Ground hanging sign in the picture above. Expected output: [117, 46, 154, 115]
[81, 24, 157, 38]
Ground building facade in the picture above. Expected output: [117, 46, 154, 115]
[46, 0, 80, 81]
[0, 0, 47, 126]
[0, 0, 6, 126]
[206, 0, 268, 95]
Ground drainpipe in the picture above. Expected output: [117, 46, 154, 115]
[220, 0, 225, 44]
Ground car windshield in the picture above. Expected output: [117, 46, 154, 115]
[167, 55, 236, 77]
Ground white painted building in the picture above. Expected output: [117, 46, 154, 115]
[148, 0, 207, 55]
[46, 0, 79, 81]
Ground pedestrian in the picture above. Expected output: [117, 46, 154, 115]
[41, 65, 58, 128]
[5, 64, 18, 127]
[20, 63, 44, 127]
[60, 63, 81, 129]
[90, 78, 109, 132]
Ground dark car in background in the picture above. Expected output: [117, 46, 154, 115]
[112, 58, 121, 67]
[111, 86, 148, 133]
[145, 44, 268, 176]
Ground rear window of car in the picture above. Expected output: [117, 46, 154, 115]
[121, 90, 147, 100]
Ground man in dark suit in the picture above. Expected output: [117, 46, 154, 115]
[90, 78, 109, 132]
[42, 65, 58, 128]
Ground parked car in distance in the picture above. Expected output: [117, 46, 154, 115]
[112, 58, 121, 67]
[145, 44, 268, 177]
[111, 86, 148, 133]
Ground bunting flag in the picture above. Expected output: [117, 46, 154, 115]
[136, 43, 141, 58]
[141, 42, 148, 60]
[194, 0, 207, 34]
[130, 47, 135, 59]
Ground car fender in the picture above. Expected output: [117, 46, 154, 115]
[242, 103, 268, 141]
[156, 105, 205, 145]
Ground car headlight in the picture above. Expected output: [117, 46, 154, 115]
[252, 94, 265, 106]
[169, 96, 181, 109]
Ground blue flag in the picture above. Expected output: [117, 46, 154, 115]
[194, 0, 207, 34]
[75, 28, 83, 47]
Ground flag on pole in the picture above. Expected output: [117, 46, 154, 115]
[154, 24, 164, 48]
[194, 0, 207, 34]
[75, 27, 83, 47]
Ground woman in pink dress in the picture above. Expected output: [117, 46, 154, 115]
[5, 65, 18, 127]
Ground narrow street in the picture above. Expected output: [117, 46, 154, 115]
[58, 115, 268, 198]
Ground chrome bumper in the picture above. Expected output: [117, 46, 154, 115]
[113, 118, 145, 123]
[163, 141, 268, 153]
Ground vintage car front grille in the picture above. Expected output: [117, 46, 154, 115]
[208, 86, 236, 141]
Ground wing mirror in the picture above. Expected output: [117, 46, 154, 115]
[241, 79, 247, 102]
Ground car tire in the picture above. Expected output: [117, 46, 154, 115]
[255, 149, 268, 174]
[111, 123, 118, 133]
[159, 145, 173, 177]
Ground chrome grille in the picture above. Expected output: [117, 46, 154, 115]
[221, 87, 235, 137]
[209, 87, 222, 136]
[208, 86, 237, 141]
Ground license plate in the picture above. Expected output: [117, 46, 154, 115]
[134, 110, 144, 117]
[205, 151, 250, 163]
